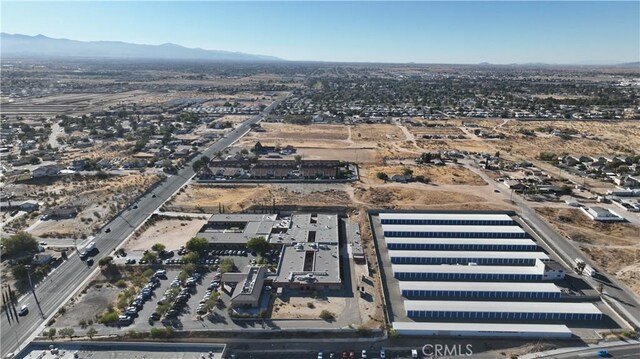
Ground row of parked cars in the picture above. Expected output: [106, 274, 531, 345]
[118, 269, 166, 326]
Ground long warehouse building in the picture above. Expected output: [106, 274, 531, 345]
[405, 301, 602, 321]
[382, 224, 527, 238]
[392, 259, 565, 281]
[379, 212, 515, 226]
[399, 282, 562, 300]
[392, 322, 573, 338]
[388, 250, 549, 265]
[384, 238, 538, 251]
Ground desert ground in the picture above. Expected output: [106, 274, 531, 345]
[126, 217, 208, 251]
[535, 207, 640, 296]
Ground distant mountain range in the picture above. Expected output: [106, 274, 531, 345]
[0, 33, 283, 62]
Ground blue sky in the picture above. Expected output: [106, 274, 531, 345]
[1, 1, 638, 64]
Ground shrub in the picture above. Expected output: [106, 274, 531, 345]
[319, 310, 334, 321]
[306, 302, 315, 309]
[115, 279, 127, 288]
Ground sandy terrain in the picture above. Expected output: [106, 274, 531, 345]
[126, 218, 208, 251]
[165, 184, 353, 213]
[272, 294, 346, 320]
[361, 164, 487, 186]
[535, 207, 640, 296]
[30, 174, 160, 238]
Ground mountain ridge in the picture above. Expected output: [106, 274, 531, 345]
[0, 33, 284, 62]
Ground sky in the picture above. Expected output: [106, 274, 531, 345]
[1, 1, 639, 64]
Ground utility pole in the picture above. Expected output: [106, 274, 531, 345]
[25, 265, 45, 318]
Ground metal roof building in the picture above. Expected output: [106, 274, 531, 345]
[392, 322, 573, 338]
[384, 237, 538, 251]
[392, 261, 548, 281]
[404, 300, 602, 321]
[382, 224, 527, 238]
[388, 250, 549, 265]
[380, 212, 514, 226]
[399, 281, 562, 300]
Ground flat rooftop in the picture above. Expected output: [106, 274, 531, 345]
[398, 281, 561, 293]
[392, 263, 544, 275]
[274, 241, 341, 285]
[404, 301, 602, 314]
[388, 250, 549, 260]
[208, 213, 278, 222]
[380, 213, 513, 221]
[384, 238, 536, 245]
[269, 213, 339, 244]
[382, 224, 526, 234]
[392, 321, 572, 334]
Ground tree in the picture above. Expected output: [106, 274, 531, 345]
[11, 265, 29, 281]
[1, 231, 38, 256]
[45, 328, 56, 340]
[59, 328, 75, 340]
[182, 252, 200, 264]
[376, 172, 388, 181]
[402, 167, 413, 176]
[246, 237, 270, 255]
[151, 243, 166, 253]
[98, 256, 113, 267]
[142, 251, 157, 262]
[186, 237, 208, 253]
[219, 258, 236, 274]
[319, 310, 335, 321]
[86, 327, 97, 339]
[294, 154, 302, 163]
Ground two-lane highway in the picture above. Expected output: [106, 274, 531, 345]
[0, 98, 283, 357]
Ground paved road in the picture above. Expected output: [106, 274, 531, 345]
[0, 98, 283, 358]
[463, 161, 640, 330]
[522, 342, 640, 359]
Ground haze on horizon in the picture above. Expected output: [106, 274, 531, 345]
[1, 1, 639, 65]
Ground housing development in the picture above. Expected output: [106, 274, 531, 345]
[1, 5, 640, 358]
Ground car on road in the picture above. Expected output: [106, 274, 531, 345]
[379, 350, 385, 359]
[104, 228, 111, 233]
[411, 349, 418, 358]
[133, 205, 138, 209]
[317, 352, 323, 359]
[18, 305, 28, 316]
[39, 241, 48, 246]
[79, 251, 89, 260]
[361, 350, 367, 358]
[494, 189, 501, 193]
[596, 350, 610, 357]
[152, 194, 156, 198]
[86, 259, 94, 266]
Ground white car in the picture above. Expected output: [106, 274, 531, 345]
[380, 350, 386, 359]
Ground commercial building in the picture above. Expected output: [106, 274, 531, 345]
[385, 238, 538, 251]
[380, 212, 514, 226]
[399, 282, 562, 300]
[392, 322, 573, 338]
[580, 206, 625, 222]
[272, 213, 342, 290]
[196, 214, 277, 247]
[404, 301, 602, 321]
[382, 224, 527, 238]
[392, 259, 564, 281]
[388, 250, 549, 265]
[222, 266, 267, 308]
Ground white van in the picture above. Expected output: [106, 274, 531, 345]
[86, 242, 96, 252]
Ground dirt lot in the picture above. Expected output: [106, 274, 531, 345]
[165, 183, 353, 213]
[271, 294, 346, 320]
[27, 174, 160, 238]
[126, 218, 208, 251]
[361, 164, 487, 186]
[53, 282, 121, 328]
[535, 207, 640, 296]
[354, 186, 488, 209]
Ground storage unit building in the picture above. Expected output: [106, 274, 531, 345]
[380, 213, 514, 226]
[392, 322, 573, 338]
[399, 282, 562, 300]
[404, 301, 602, 321]
[388, 250, 549, 265]
[384, 238, 538, 251]
[382, 224, 527, 238]
[392, 262, 548, 281]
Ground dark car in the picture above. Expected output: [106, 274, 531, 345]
[152, 194, 156, 198]
[105, 228, 111, 233]
[86, 259, 94, 266]
[79, 251, 89, 260]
